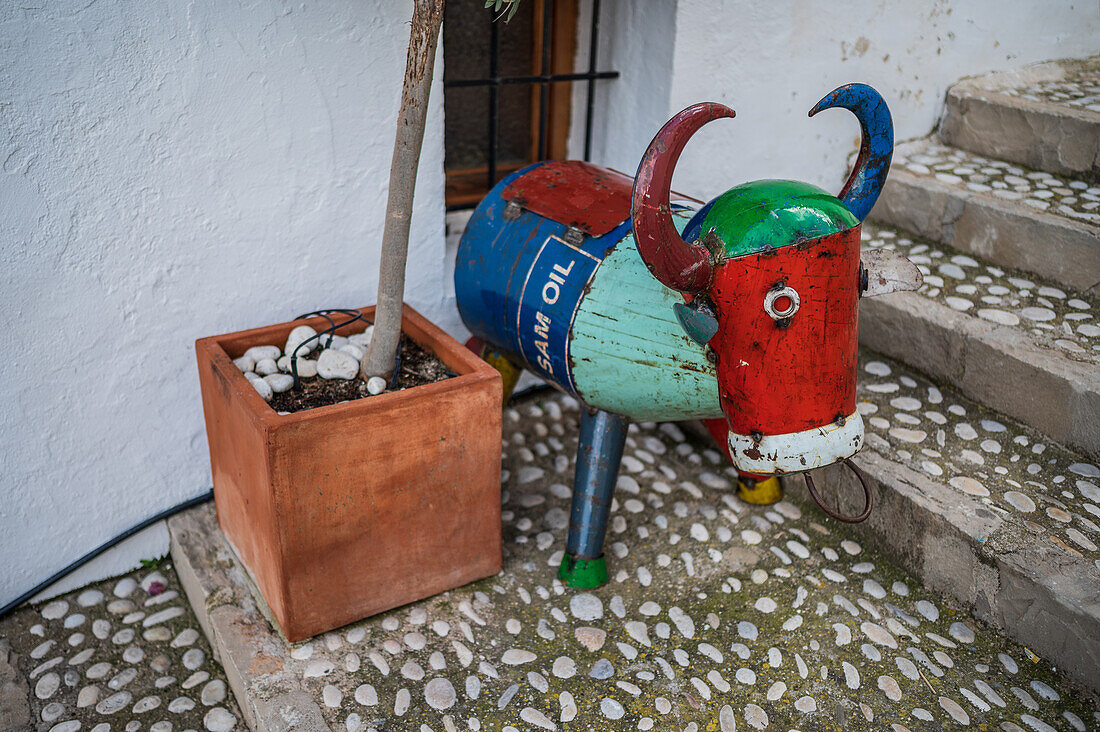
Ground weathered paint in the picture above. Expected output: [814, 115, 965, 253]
[565, 409, 629, 561]
[569, 216, 724, 422]
[728, 409, 865, 474]
[503, 161, 634, 237]
[808, 83, 894, 222]
[860, 248, 924, 297]
[630, 102, 733, 293]
[710, 226, 862, 441]
[455, 84, 911, 586]
[681, 179, 859, 258]
[557, 555, 608, 589]
[737, 476, 783, 505]
[455, 162, 629, 394]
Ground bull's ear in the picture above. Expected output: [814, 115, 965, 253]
[674, 301, 719, 346]
[859, 249, 923, 297]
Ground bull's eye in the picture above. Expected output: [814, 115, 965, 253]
[764, 286, 800, 320]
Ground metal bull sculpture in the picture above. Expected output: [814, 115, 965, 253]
[455, 84, 921, 588]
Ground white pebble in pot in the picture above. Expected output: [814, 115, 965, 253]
[244, 345, 281, 362]
[233, 356, 255, 372]
[255, 358, 279, 376]
[348, 326, 374, 347]
[340, 343, 366, 361]
[317, 349, 359, 380]
[284, 325, 318, 358]
[367, 376, 387, 395]
[293, 359, 319, 378]
[250, 377, 273, 401]
[319, 334, 349, 350]
[264, 374, 295, 393]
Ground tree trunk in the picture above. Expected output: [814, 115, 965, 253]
[363, 0, 446, 380]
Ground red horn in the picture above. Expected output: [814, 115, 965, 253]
[631, 103, 734, 293]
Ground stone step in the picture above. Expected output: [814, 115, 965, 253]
[169, 389, 1100, 731]
[858, 222, 1100, 460]
[782, 350, 1100, 694]
[871, 139, 1100, 296]
[940, 56, 1100, 182]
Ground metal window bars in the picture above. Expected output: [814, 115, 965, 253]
[444, 0, 619, 209]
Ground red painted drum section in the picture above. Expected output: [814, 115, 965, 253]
[502, 161, 635, 236]
[711, 226, 861, 436]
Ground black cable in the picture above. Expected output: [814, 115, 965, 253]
[0, 490, 214, 622]
[289, 309, 371, 389]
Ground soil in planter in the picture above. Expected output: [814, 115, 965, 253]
[269, 334, 454, 414]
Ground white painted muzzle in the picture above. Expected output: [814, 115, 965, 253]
[728, 411, 864, 475]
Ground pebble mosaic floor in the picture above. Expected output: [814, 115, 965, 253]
[892, 141, 1100, 225]
[998, 59, 1100, 113]
[861, 223, 1100, 358]
[222, 393, 1100, 730]
[4, 389, 1098, 732]
[0, 564, 243, 731]
[855, 351, 1100, 564]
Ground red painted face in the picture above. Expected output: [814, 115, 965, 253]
[708, 226, 863, 472]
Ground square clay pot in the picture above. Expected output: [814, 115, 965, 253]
[195, 305, 502, 641]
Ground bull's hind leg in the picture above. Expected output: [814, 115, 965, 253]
[559, 409, 629, 589]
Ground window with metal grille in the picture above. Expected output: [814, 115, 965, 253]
[443, 0, 618, 209]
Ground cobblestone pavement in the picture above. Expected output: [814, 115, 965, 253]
[999, 58, 1100, 112]
[862, 223, 1099, 359]
[892, 141, 1100, 224]
[0, 562, 242, 732]
[5, 391, 1099, 732]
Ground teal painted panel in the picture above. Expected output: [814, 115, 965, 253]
[569, 213, 724, 422]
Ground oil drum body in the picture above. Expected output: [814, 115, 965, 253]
[454, 161, 723, 422]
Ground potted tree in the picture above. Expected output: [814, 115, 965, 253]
[194, 0, 503, 642]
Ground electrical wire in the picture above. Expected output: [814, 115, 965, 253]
[0, 490, 214, 622]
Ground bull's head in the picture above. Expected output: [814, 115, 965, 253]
[631, 84, 919, 521]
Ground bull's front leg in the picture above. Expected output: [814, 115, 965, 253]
[558, 408, 629, 589]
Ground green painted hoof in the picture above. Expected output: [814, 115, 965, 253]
[558, 554, 608, 589]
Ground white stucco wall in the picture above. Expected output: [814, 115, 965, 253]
[567, 0, 679, 174]
[570, 1, 1098, 197]
[2, 0, 1098, 609]
[0, 1, 451, 606]
[666, 0, 1100, 197]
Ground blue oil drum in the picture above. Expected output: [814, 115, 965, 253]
[454, 162, 724, 422]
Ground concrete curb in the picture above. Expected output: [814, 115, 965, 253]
[941, 84, 1099, 182]
[168, 503, 331, 732]
[860, 291, 1100, 459]
[0, 639, 32, 732]
[871, 172, 1100, 296]
[781, 450, 1100, 694]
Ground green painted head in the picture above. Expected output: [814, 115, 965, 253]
[684, 179, 859, 260]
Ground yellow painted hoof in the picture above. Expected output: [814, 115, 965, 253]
[484, 350, 522, 401]
[738, 476, 782, 505]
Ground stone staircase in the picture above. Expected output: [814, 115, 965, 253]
[804, 56, 1100, 694]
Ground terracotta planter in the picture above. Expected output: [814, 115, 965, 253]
[195, 305, 502, 641]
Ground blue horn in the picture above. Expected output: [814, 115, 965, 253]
[809, 83, 893, 222]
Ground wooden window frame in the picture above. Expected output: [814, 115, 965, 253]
[443, 0, 618, 209]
